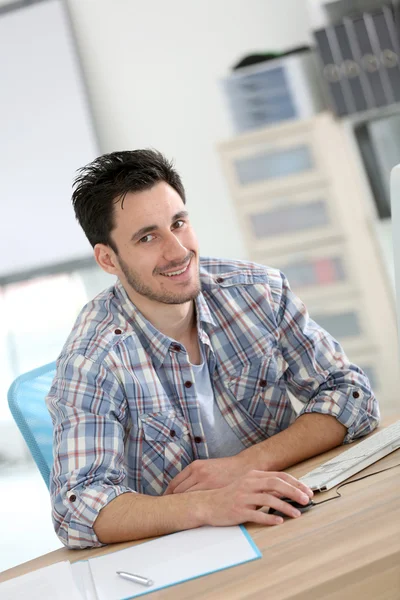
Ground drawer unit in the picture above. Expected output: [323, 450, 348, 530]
[308, 296, 371, 355]
[217, 112, 400, 414]
[234, 144, 313, 186]
[226, 95, 297, 134]
[223, 67, 297, 133]
[218, 123, 326, 197]
[221, 51, 325, 133]
[237, 185, 342, 255]
[253, 241, 353, 303]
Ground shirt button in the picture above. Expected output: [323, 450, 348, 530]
[114, 328, 122, 335]
[216, 277, 224, 283]
[194, 436, 202, 443]
[170, 429, 176, 438]
[171, 344, 181, 352]
[69, 494, 77, 502]
[259, 379, 267, 388]
[184, 381, 192, 388]
[352, 391, 360, 399]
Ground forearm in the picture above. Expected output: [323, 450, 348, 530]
[93, 489, 207, 544]
[239, 413, 347, 472]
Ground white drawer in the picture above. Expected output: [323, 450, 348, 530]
[237, 185, 342, 255]
[253, 241, 353, 303]
[219, 122, 325, 196]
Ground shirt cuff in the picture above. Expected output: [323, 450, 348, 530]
[62, 483, 135, 548]
[297, 386, 379, 444]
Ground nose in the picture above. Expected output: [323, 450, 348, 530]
[163, 231, 188, 264]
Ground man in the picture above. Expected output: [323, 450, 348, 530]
[47, 149, 379, 549]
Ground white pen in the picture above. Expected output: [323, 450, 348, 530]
[116, 571, 154, 587]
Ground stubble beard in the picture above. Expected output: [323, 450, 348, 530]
[118, 253, 201, 305]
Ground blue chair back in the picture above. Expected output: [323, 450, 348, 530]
[8, 361, 56, 488]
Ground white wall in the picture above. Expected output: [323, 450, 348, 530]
[67, 0, 311, 260]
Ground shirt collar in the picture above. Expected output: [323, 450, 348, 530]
[195, 290, 216, 328]
[113, 280, 216, 368]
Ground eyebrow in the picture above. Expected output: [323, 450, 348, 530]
[130, 210, 189, 242]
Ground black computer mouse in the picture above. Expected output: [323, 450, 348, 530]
[269, 498, 315, 518]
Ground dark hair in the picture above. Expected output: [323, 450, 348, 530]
[72, 149, 186, 253]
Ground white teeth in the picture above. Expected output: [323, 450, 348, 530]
[162, 265, 187, 277]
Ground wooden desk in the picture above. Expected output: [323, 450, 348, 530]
[1, 426, 400, 599]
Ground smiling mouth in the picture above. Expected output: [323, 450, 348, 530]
[160, 259, 191, 277]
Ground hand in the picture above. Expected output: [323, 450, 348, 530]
[198, 470, 314, 527]
[164, 454, 251, 495]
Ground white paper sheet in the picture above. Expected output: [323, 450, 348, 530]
[1, 526, 260, 600]
[88, 525, 261, 600]
[0, 561, 83, 600]
[71, 560, 98, 600]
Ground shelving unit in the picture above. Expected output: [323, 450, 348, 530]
[218, 111, 399, 416]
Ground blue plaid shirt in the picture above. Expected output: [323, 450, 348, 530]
[46, 257, 379, 548]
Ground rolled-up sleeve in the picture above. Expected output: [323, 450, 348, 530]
[46, 353, 135, 548]
[270, 271, 380, 443]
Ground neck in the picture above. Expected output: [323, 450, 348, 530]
[126, 289, 196, 341]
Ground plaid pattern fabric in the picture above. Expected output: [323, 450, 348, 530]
[46, 257, 379, 548]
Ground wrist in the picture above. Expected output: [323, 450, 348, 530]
[237, 443, 269, 472]
[190, 490, 214, 527]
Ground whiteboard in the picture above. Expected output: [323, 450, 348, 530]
[0, 0, 98, 278]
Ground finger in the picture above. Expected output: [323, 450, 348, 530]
[172, 474, 198, 494]
[247, 494, 302, 518]
[248, 470, 313, 498]
[251, 477, 310, 504]
[268, 490, 281, 498]
[273, 472, 314, 497]
[164, 465, 192, 495]
[242, 508, 284, 527]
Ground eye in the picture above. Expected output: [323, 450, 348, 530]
[172, 219, 185, 229]
[139, 234, 155, 244]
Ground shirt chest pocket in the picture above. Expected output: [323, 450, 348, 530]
[139, 410, 192, 495]
[140, 410, 189, 443]
[225, 350, 290, 435]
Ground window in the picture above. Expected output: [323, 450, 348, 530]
[0, 262, 115, 460]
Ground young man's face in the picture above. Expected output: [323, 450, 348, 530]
[105, 181, 201, 306]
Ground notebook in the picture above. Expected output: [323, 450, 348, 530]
[1, 525, 261, 600]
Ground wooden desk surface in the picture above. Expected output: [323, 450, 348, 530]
[2, 422, 400, 599]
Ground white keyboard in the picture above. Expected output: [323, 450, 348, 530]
[300, 419, 400, 491]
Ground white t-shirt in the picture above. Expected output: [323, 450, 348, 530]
[191, 345, 245, 459]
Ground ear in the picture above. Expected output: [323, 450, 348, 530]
[94, 243, 119, 275]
